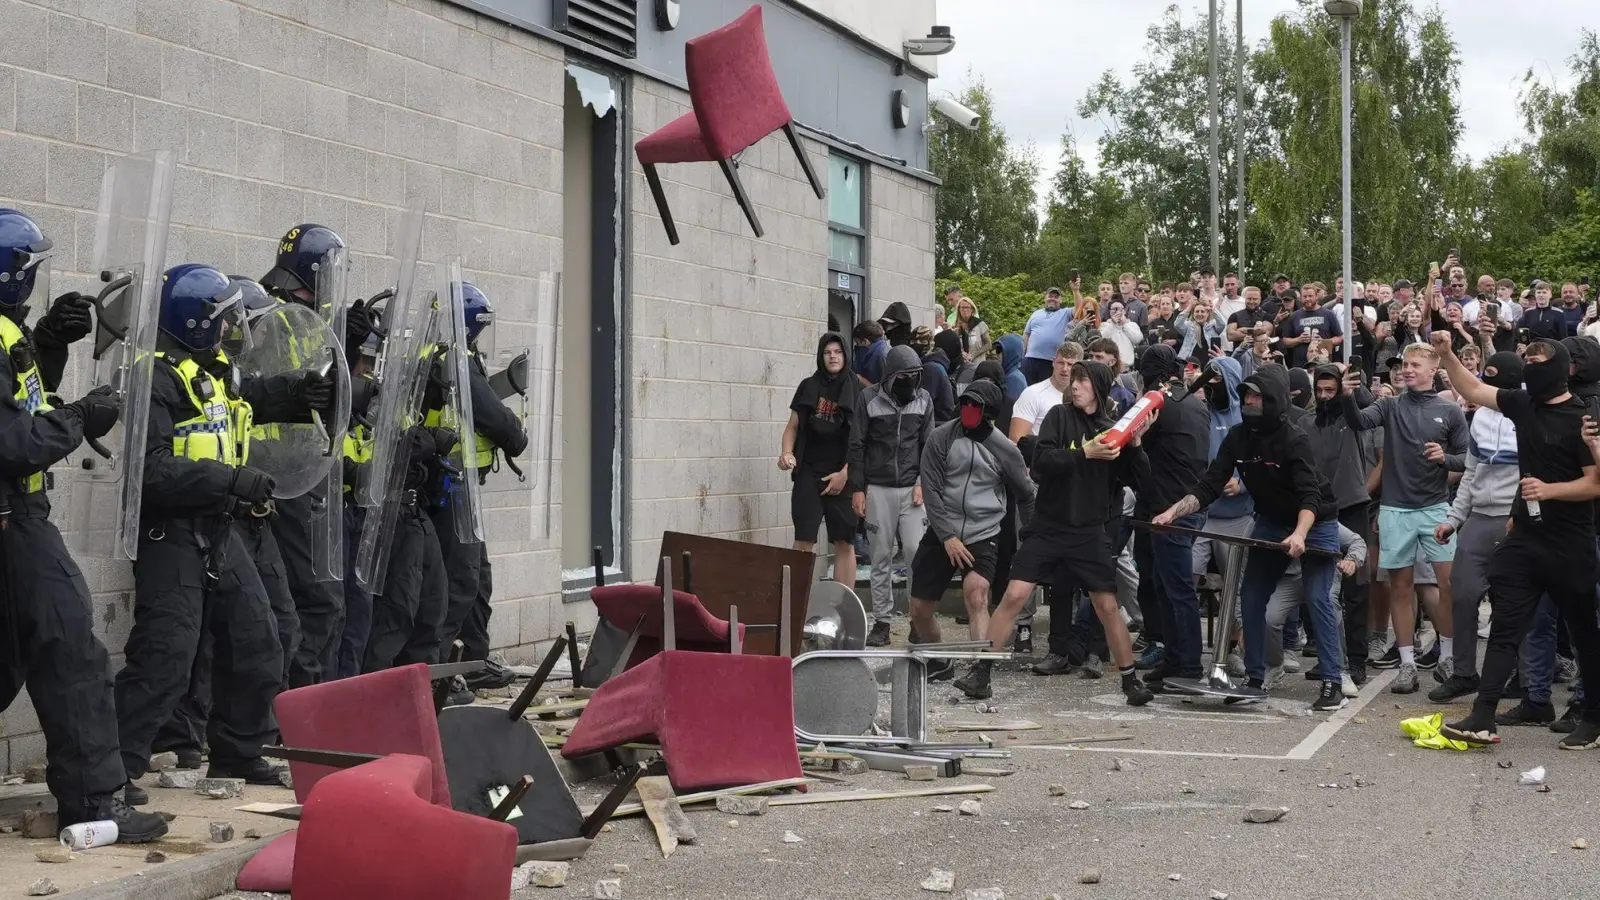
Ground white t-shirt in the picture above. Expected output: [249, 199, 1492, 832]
[1215, 294, 1246, 321]
[1013, 378, 1065, 436]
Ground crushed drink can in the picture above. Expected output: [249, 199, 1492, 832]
[60, 820, 118, 850]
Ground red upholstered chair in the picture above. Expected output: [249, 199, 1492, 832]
[237, 665, 450, 893]
[636, 4, 826, 245]
[291, 754, 516, 900]
[591, 583, 745, 670]
[561, 650, 802, 791]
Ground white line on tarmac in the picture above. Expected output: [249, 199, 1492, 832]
[1010, 745, 1288, 761]
[1282, 668, 1399, 760]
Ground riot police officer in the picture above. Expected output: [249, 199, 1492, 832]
[0, 209, 168, 841]
[114, 264, 319, 790]
[362, 423, 456, 672]
[260, 224, 367, 686]
[427, 283, 527, 683]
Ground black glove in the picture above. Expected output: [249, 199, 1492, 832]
[32, 292, 95, 349]
[428, 427, 458, 458]
[422, 356, 448, 411]
[293, 370, 335, 412]
[63, 385, 120, 440]
[346, 299, 373, 349]
[228, 466, 276, 505]
[342, 458, 370, 495]
[504, 426, 529, 459]
[405, 425, 437, 460]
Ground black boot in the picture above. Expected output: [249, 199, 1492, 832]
[174, 748, 204, 770]
[1122, 671, 1154, 707]
[122, 782, 149, 807]
[61, 794, 169, 844]
[953, 661, 992, 700]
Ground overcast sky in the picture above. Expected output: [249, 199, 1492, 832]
[934, 0, 1591, 198]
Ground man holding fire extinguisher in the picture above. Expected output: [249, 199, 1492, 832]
[964, 360, 1159, 705]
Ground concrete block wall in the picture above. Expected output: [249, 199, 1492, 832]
[0, 0, 568, 773]
[868, 165, 936, 325]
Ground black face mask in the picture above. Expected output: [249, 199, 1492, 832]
[891, 376, 917, 404]
[1524, 359, 1568, 402]
[1205, 382, 1231, 411]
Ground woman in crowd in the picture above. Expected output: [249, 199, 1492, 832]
[951, 295, 992, 360]
[1066, 297, 1102, 347]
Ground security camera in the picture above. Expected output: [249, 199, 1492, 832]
[933, 97, 981, 130]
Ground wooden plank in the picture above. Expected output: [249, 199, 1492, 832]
[513, 838, 593, 864]
[635, 776, 697, 858]
[938, 721, 1042, 732]
[997, 733, 1135, 748]
[600, 777, 815, 819]
[765, 783, 995, 807]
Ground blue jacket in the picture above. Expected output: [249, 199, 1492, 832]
[996, 334, 1027, 401]
[1204, 356, 1253, 520]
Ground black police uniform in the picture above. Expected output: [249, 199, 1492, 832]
[0, 315, 131, 826]
[429, 352, 528, 664]
[113, 350, 298, 781]
[362, 427, 452, 672]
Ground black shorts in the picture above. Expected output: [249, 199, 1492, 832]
[1008, 521, 1117, 593]
[791, 475, 858, 544]
[910, 530, 999, 599]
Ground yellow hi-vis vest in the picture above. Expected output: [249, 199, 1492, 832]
[342, 423, 372, 494]
[422, 348, 495, 469]
[156, 351, 253, 467]
[0, 316, 50, 492]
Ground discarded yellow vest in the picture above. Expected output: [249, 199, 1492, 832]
[1400, 712, 1475, 751]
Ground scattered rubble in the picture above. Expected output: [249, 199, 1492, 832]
[715, 795, 769, 816]
[1574, 839, 1589, 850]
[157, 770, 200, 790]
[1079, 869, 1102, 884]
[35, 846, 72, 864]
[522, 861, 569, 888]
[965, 889, 1003, 900]
[976, 703, 998, 714]
[25, 878, 59, 897]
[1211, 891, 1230, 899]
[594, 878, 623, 899]
[195, 778, 245, 799]
[1351, 717, 1368, 725]
[958, 799, 983, 817]
[725, 820, 739, 829]
[1244, 807, 1289, 824]
[931, 805, 954, 813]
[210, 821, 235, 843]
[782, 831, 804, 844]
[25, 764, 47, 783]
[611, 864, 631, 875]
[834, 758, 869, 776]
[1168, 873, 1183, 881]
[145, 850, 167, 864]
[1047, 784, 1067, 796]
[904, 765, 938, 782]
[1112, 758, 1136, 772]
[148, 752, 178, 772]
[243, 829, 261, 839]
[920, 869, 955, 893]
[1068, 800, 1091, 810]
[21, 810, 58, 839]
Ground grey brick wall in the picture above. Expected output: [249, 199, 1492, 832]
[0, 0, 569, 774]
[868, 165, 936, 325]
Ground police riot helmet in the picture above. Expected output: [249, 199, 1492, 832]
[160, 264, 244, 352]
[261, 223, 344, 299]
[0, 209, 53, 309]
[459, 282, 493, 344]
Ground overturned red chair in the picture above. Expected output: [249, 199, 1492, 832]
[636, 4, 826, 245]
[562, 558, 803, 791]
[291, 754, 516, 900]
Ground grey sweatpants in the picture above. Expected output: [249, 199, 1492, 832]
[1266, 570, 1347, 668]
[1449, 513, 1508, 677]
[867, 484, 926, 623]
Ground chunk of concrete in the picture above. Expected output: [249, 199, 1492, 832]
[35, 846, 72, 864]
[715, 795, 770, 816]
[782, 831, 804, 844]
[522, 861, 569, 888]
[1047, 783, 1067, 796]
[194, 778, 244, 799]
[594, 879, 623, 899]
[157, 770, 200, 790]
[904, 764, 939, 782]
[21, 810, 59, 840]
[148, 752, 178, 772]
[144, 850, 167, 864]
[958, 799, 982, 817]
[1243, 806, 1289, 824]
[1079, 868, 1101, 884]
[920, 869, 955, 893]
[1068, 800, 1091, 810]
[834, 757, 869, 775]
[26, 878, 59, 897]
[209, 821, 234, 843]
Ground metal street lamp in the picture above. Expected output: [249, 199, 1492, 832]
[1326, 0, 1360, 363]
[1208, 0, 1221, 277]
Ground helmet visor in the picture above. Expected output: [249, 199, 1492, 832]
[3, 239, 52, 309]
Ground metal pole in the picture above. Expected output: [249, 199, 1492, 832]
[1235, 0, 1246, 282]
[1339, 14, 1353, 364]
[1208, 0, 1221, 276]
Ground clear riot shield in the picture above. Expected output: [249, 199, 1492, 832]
[312, 247, 350, 582]
[477, 272, 560, 553]
[433, 257, 483, 544]
[235, 302, 349, 500]
[58, 150, 177, 561]
[354, 205, 430, 595]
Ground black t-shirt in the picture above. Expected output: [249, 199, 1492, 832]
[1497, 389, 1594, 534]
[791, 377, 850, 474]
[1228, 307, 1271, 334]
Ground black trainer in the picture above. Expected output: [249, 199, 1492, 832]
[954, 662, 992, 699]
[1551, 703, 1581, 735]
[463, 656, 518, 690]
[62, 795, 169, 844]
[925, 657, 956, 682]
[1347, 661, 1368, 687]
[207, 757, 289, 786]
[1495, 700, 1556, 727]
[122, 782, 149, 807]
[1415, 642, 1440, 671]
[1428, 672, 1480, 703]
[1031, 653, 1075, 676]
[1558, 719, 1600, 750]
[1014, 624, 1034, 655]
[174, 748, 203, 770]
[1223, 684, 1268, 706]
[1303, 666, 1325, 680]
[1371, 644, 1401, 669]
[1122, 673, 1154, 707]
[1312, 680, 1348, 712]
[866, 621, 891, 647]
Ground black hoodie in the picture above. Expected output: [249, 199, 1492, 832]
[1132, 346, 1211, 512]
[879, 301, 913, 346]
[1560, 337, 1600, 533]
[1030, 361, 1149, 529]
[1189, 365, 1337, 530]
[790, 333, 859, 477]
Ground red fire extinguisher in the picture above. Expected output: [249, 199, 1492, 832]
[1098, 391, 1165, 450]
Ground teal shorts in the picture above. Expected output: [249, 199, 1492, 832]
[1377, 504, 1455, 570]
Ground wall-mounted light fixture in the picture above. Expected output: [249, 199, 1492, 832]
[891, 89, 911, 129]
[655, 0, 680, 30]
[902, 25, 955, 58]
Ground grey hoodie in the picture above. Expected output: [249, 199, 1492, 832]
[1345, 387, 1468, 509]
[848, 345, 935, 491]
[920, 419, 1035, 544]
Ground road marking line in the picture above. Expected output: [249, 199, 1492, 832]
[1282, 668, 1398, 760]
[1014, 746, 1287, 761]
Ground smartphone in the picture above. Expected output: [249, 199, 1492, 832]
[1069, 268, 1080, 282]
[1449, 248, 1460, 260]
[1484, 304, 1499, 323]
[1517, 327, 1532, 344]
[1209, 336, 1222, 351]
[1349, 357, 1364, 374]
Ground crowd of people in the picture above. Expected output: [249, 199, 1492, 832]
[1, 209, 527, 844]
[786, 260, 1600, 750]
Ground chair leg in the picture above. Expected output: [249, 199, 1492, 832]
[642, 162, 680, 246]
[783, 122, 826, 200]
[718, 158, 764, 239]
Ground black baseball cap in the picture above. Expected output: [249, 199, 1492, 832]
[1393, 278, 1414, 291]
[1384, 355, 1404, 369]
[1273, 273, 1290, 283]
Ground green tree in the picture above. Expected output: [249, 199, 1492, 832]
[1034, 133, 1150, 291]
[934, 268, 1040, 338]
[1529, 190, 1600, 282]
[1249, 0, 1462, 281]
[1519, 29, 1600, 222]
[928, 78, 1041, 279]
